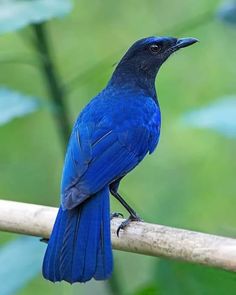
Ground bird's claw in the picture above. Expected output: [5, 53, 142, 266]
[116, 214, 143, 237]
[40, 238, 49, 244]
[110, 212, 124, 219]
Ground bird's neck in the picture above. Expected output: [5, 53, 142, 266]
[108, 62, 159, 100]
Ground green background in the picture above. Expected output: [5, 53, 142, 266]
[0, 0, 236, 294]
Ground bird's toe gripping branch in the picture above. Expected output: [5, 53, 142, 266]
[116, 214, 143, 237]
[40, 238, 49, 244]
[110, 212, 124, 219]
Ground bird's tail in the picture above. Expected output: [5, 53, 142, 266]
[42, 186, 113, 283]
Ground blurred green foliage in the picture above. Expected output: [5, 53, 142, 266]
[0, 0, 72, 34]
[218, 0, 236, 25]
[0, 237, 45, 295]
[182, 96, 236, 137]
[0, 0, 236, 294]
[0, 88, 40, 125]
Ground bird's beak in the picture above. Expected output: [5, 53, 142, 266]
[171, 37, 199, 52]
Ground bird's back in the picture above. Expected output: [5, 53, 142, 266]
[77, 87, 161, 153]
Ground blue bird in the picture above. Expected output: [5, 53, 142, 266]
[42, 36, 198, 283]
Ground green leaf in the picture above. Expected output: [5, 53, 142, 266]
[181, 96, 236, 138]
[0, 0, 72, 34]
[217, 1, 236, 25]
[0, 237, 45, 295]
[0, 88, 40, 126]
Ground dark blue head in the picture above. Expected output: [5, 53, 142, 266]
[110, 36, 198, 90]
[119, 36, 198, 72]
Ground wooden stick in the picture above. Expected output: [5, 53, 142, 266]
[0, 199, 236, 272]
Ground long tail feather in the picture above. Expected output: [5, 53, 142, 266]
[42, 186, 113, 283]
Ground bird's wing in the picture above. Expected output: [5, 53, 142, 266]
[61, 123, 150, 209]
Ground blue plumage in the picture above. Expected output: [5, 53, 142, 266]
[42, 36, 198, 283]
[43, 187, 112, 283]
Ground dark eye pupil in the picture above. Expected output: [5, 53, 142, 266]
[150, 44, 159, 53]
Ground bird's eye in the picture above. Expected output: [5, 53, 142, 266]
[149, 44, 160, 54]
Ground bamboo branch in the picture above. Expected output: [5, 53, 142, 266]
[0, 199, 236, 272]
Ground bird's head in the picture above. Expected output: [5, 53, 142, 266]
[110, 36, 198, 90]
[119, 36, 198, 74]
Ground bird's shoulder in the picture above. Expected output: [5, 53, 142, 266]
[77, 89, 160, 128]
[72, 89, 161, 156]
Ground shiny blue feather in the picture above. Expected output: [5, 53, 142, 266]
[43, 187, 112, 283]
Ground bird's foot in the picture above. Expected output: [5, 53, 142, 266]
[40, 238, 49, 244]
[117, 214, 143, 237]
[110, 212, 124, 219]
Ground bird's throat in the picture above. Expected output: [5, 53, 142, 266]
[108, 62, 159, 101]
